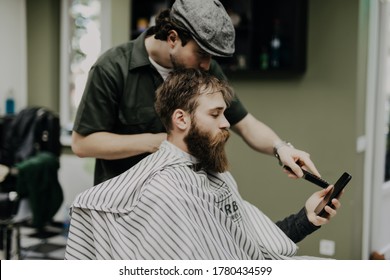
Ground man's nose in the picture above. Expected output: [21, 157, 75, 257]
[220, 115, 230, 130]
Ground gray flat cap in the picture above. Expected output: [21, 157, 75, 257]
[171, 0, 235, 57]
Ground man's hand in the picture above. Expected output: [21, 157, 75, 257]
[304, 185, 342, 226]
[277, 144, 321, 178]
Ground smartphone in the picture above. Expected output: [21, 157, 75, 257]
[314, 172, 352, 217]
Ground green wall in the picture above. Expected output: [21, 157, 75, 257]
[111, 0, 130, 47]
[26, 0, 131, 112]
[226, 0, 363, 259]
[27, 0, 60, 112]
[26, 0, 366, 259]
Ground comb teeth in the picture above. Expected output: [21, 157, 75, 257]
[284, 166, 330, 189]
[301, 169, 330, 188]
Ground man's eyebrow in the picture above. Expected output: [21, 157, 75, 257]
[209, 106, 226, 112]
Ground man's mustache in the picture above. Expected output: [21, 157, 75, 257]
[213, 129, 230, 145]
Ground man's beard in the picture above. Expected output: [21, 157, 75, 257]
[184, 123, 230, 173]
[170, 54, 185, 70]
[170, 54, 184, 70]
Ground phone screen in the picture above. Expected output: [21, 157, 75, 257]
[314, 172, 352, 217]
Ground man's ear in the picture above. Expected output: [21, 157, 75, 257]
[167, 30, 179, 46]
[172, 109, 190, 130]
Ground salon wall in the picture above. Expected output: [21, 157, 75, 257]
[26, 0, 130, 112]
[26, 0, 60, 110]
[226, 0, 364, 259]
[24, 0, 365, 259]
[0, 0, 27, 114]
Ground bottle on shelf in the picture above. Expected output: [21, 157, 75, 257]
[5, 89, 15, 115]
[269, 18, 282, 69]
[260, 46, 269, 70]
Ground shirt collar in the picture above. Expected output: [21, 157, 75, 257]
[148, 56, 172, 80]
[129, 29, 153, 70]
[160, 141, 199, 165]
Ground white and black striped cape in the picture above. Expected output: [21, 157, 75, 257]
[65, 141, 302, 260]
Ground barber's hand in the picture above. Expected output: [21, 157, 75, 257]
[304, 185, 342, 226]
[277, 145, 320, 178]
[147, 133, 167, 153]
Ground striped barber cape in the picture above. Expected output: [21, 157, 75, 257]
[64, 141, 300, 260]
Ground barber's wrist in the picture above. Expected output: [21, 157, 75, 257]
[273, 140, 294, 166]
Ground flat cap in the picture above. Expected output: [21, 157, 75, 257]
[171, 0, 235, 57]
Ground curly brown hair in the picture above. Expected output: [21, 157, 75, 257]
[148, 9, 193, 47]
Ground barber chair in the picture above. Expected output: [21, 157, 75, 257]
[0, 193, 31, 259]
[0, 110, 65, 259]
[0, 193, 66, 260]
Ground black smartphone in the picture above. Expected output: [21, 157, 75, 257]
[314, 172, 352, 217]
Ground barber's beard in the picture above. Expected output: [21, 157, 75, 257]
[170, 54, 184, 70]
[184, 123, 230, 173]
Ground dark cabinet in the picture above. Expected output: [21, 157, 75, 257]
[130, 0, 308, 78]
[217, 0, 308, 77]
[130, 0, 174, 40]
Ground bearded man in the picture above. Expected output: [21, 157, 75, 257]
[64, 69, 340, 260]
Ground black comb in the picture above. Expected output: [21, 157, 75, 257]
[284, 166, 330, 189]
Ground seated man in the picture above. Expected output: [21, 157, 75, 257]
[65, 68, 340, 260]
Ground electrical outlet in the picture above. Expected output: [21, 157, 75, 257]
[319, 239, 335, 256]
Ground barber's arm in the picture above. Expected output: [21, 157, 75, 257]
[71, 131, 166, 160]
[71, 63, 168, 160]
[231, 113, 320, 178]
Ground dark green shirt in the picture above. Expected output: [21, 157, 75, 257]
[74, 29, 248, 184]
